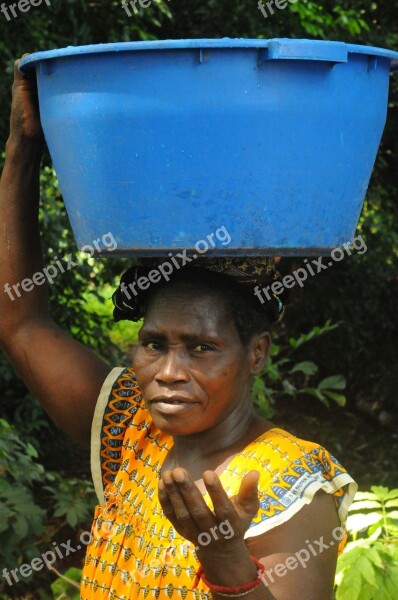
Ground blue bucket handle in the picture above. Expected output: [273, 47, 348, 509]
[259, 40, 348, 64]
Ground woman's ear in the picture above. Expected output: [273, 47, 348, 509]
[249, 332, 271, 375]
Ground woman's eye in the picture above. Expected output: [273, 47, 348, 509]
[143, 341, 161, 351]
[192, 344, 214, 352]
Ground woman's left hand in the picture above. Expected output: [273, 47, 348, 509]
[158, 467, 260, 554]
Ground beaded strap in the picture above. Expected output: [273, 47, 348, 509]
[193, 555, 265, 594]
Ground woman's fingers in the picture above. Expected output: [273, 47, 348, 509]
[202, 470, 236, 522]
[10, 54, 44, 143]
[159, 468, 260, 548]
[14, 58, 25, 81]
[235, 470, 260, 516]
[158, 479, 175, 517]
[202, 470, 259, 521]
[14, 54, 32, 80]
[161, 469, 192, 523]
[159, 468, 218, 539]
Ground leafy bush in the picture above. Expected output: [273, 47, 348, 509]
[0, 419, 46, 567]
[43, 475, 96, 530]
[0, 419, 96, 594]
[253, 321, 347, 417]
[335, 487, 398, 600]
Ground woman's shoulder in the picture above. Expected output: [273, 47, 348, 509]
[219, 425, 357, 545]
[104, 365, 140, 392]
[240, 425, 355, 502]
[255, 426, 339, 459]
[91, 366, 150, 502]
[94, 367, 144, 431]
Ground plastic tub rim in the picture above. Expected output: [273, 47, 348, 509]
[19, 37, 398, 72]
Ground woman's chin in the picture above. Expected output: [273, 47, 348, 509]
[150, 411, 204, 437]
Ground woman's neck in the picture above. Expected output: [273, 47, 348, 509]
[164, 399, 270, 480]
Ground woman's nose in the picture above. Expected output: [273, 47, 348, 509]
[155, 351, 189, 384]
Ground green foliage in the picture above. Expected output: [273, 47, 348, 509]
[83, 286, 141, 357]
[38, 164, 128, 355]
[335, 487, 398, 600]
[51, 567, 82, 600]
[253, 322, 347, 417]
[43, 475, 96, 529]
[288, 2, 369, 37]
[0, 419, 96, 592]
[0, 418, 46, 566]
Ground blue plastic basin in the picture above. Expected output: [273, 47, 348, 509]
[20, 38, 398, 256]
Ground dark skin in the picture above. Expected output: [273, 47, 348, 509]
[0, 58, 340, 599]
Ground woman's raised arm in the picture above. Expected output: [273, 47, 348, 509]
[0, 57, 112, 446]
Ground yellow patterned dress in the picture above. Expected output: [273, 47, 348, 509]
[81, 367, 357, 599]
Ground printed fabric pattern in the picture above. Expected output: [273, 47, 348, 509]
[81, 367, 357, 599]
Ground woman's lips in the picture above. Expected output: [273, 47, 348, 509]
[150, 397, 199, 415]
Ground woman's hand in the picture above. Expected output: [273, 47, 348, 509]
[9, 55, 44, 146]
[158, 467, 260, 554]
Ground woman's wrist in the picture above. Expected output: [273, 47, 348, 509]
[195, 541, 259, 587]
[6, 134, 44, 161]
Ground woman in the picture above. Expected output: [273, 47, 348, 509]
[0, 59, 356, 600]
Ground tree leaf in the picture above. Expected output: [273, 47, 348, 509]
[318, 374, 346, 390]
[349, 500, 382, 511]
[303, 387, 330, 407]
[365, 547, 385, 569]
[354, 492, 378, 501]
[323, 390, 346, 406]
[13, 515, 28, 539]
[367, 524, 383, 539]
[66, 508, 79, 528]
[289, 361, 318, 375]
[26, 443, 39, 458]
[346, 512, 383, 534]
[384, 567, 398, 597]
[335, 564, 363, 600]
[282, 380, 297, 395]
[370, 486, 390, 499]
[355, 555, 376, 586]
[385, 489, 398, 500]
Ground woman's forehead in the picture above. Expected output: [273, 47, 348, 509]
[148, 281, 227, 311]
[143, 287, 234, 336]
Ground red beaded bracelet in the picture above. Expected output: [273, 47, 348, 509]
[193, 555, 265, 593]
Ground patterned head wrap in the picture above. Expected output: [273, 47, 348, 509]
[112, 256, 285, 324]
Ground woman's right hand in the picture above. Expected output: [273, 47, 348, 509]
[9, 55, 44, 146]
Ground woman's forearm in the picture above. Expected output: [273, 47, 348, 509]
[0, 135, 48, 338]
